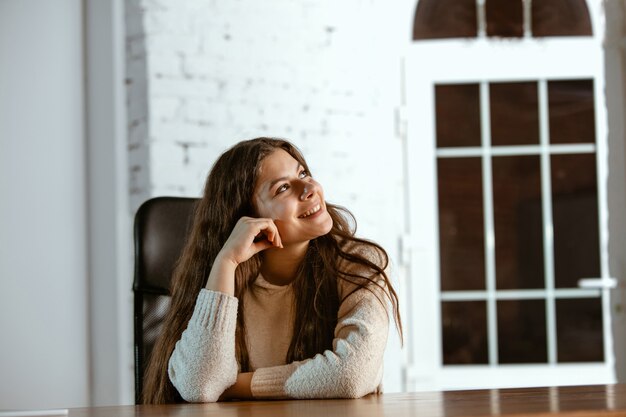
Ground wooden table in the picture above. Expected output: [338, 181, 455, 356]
[63, 384, 626, 416]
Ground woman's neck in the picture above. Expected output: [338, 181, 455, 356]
[260, 241, 309, 286]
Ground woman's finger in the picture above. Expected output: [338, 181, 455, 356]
[266, 220, 282, 248]
[254, 218, 282, 248]
[252, 238, 274, 253]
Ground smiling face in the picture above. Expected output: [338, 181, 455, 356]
[253, 148, 333, 246]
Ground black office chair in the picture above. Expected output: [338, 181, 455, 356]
[133, 196, 199, 404]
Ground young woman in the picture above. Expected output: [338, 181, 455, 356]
[142, 137, 402, 403]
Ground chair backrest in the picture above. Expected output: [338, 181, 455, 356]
[133, 196, 199, 404]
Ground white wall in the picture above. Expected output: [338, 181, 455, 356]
[85, 0, 134, 407]
[0, 0, 90, 409]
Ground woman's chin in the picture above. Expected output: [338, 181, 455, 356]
[315, 213, 334, 237]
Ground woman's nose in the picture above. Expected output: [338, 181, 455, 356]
[300, 182, 315, 201]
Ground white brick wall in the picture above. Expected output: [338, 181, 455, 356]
[126, 0, 416, 392]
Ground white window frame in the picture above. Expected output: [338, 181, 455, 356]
[403, 29, 616, 390]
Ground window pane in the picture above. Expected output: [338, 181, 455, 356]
[498, 299, 547, 363]
[438, 158, 485, 291]
[436, 84, 481, 148]
[486, 0, 523, 38]
[548, 80, 595, 144]
[490, 82, 539, 146]
[493, 156, 544, 289]
[413, 0, 477, 40]
[556, 298, 603, 362]
[442, 301, 488, 364]
[532, 0, 592, 37]
[551, 154, 600, 288]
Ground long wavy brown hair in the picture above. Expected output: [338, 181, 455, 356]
[141, 137, 402, 404]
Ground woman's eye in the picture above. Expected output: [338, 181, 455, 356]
[299, 170, 309, 178]
[276, 184, 289, 194]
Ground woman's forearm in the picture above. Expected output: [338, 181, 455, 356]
[168, 290, 240, 402]
[205, 253, 238, 295]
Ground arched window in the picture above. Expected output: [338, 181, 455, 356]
[413, 0, 592, 40]
[403, 0, 613, 392]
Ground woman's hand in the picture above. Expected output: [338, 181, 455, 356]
[218, 217, 283, 267]
[205, 217, 282, 295]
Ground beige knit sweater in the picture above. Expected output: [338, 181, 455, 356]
[168, 273, 389, 402]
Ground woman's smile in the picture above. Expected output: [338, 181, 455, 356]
[298, 203, 322, 218]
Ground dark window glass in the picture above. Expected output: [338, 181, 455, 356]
[438, 158, 485, 291]
[436, 84, 481, 148]
[532, 0, 592, 37]
[493, 156, 544, 289]
[548, 80, 595, 144]
[498, 299, 547, 363]
[442, 301, 488, 364]
[551, 154, 600, 288]
[413, 0, 477, 40]
[413, 0, 593, 41]
[486, 0, 523, 38]
[490, 82, 539, 146]
[556, 298, 604, 362]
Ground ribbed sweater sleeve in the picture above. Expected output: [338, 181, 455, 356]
[250, 285, 389, 399]
[168, 289, 239, 402]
